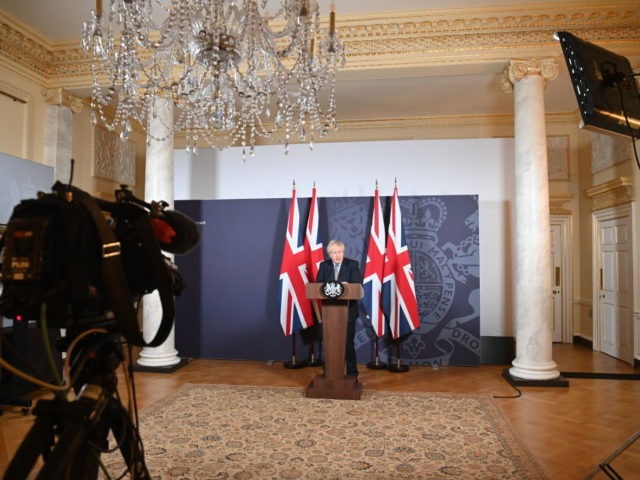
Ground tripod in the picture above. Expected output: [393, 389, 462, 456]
[3, 331, 151, 479]
[586, 427, 640, 480]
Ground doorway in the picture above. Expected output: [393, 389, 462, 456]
[593, 205, 634, 364]
[550, 215, 573, 343]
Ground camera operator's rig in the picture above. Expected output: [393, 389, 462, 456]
[0, 181, 199, 479]
[4, 328, 150, 479]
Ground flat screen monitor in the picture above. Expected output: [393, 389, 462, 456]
[555, 31, 640, 139]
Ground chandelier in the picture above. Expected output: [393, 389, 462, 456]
[82, 0, 346, 157]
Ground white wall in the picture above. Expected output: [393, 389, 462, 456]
[174, 138, 516, 336]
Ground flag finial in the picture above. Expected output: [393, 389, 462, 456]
[375, 179, 378, 189]
[292, 179, 296, 189]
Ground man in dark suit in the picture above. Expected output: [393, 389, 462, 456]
[315, 239, 363, 377]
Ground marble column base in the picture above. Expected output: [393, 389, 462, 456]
[135, 339, 188, 373]
[136, 345, 181, 367]
[509, 358, 564, 382]
[503, 368, 569, 387]
[133, 357, 190, 373]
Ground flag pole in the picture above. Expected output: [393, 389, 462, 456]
[382, 180, 416, 373]
[306, 351, 321, 367]
[387, 339, 409, 373]
[364, 179, 387, 371]
[304, 180, 324, 367]
[284, 332, 307, 369]
[305, 344, 323, 367]
[367, 336, 388, 370]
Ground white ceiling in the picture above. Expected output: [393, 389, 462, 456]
[0, 0, 633, 124]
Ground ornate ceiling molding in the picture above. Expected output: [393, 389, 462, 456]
[0, 13, 53, 84]
[1, 3, 639, 88]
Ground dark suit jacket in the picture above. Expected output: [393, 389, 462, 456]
[316, 257, 363, 321]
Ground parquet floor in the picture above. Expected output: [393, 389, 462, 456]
[1, 343, 639, 479]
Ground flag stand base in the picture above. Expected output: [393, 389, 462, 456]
[367, 338, 387, 370]
[387, 343, 409, 372]
[367, 358, 388, 370]
[388, 359, 409, 373]
[284, 333, 306, 369]
[284, 356, 307, 369]
[305, 353, 323, 367]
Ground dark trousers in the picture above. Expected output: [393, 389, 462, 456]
[345, 314, 358, 375]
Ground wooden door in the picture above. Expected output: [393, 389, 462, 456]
[597, 215, 633, 363]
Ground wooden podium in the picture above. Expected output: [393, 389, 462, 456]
[304, 283, 364, 400]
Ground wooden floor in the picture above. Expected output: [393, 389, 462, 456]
[1, 343, 639, 479]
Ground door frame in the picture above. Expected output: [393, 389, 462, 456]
[550, 215, 573, 343]
[591, 203, 635, 356]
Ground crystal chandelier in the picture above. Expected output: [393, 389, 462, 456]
[82, 0, 346, 156]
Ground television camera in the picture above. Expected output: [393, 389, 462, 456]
[0, 180, 199, 479]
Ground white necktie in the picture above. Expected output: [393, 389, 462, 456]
[334, 263, 340, 280]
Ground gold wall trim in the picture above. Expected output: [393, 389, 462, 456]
[584, 177, 635, 211]
[334, 111, 578, 132]
[550, 194, 574, 215]
[173, 111, 579, 146]
[337, 114, 514, 131]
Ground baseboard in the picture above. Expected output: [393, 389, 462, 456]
[561, 371, 640, 380]
[573, 335, 593, 349]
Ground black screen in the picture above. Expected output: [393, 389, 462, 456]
[556, 31, 640, 139]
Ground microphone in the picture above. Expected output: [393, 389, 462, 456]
[151, 209, 200, 255]
[113, 186, 200, 255]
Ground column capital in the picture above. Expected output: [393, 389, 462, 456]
[43, 88, 84, 113]
[499, 58, 560, 93]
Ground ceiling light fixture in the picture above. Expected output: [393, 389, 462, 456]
[82, 0, 346, 157]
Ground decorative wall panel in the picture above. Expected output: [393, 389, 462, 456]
[591, 131, 632, 173]
[547, 135, 569, 180]
[92, 126, 135, 186]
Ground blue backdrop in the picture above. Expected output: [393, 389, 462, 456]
[174, 194, 480, 366]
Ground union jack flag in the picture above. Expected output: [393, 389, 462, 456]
[362, 185, 387, 337]
[279, 186, 314, 335]
[382, 186, 420, 339]
[304, 185, 324, 318]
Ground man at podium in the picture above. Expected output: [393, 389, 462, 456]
[315, 240, 363, 377]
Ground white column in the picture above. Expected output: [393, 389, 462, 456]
[137, 96, 181, 368]
[502, 59, 561, 380]
[43, 88, 83, 182]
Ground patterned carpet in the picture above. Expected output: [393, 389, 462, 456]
[102, 384, 547, 479]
